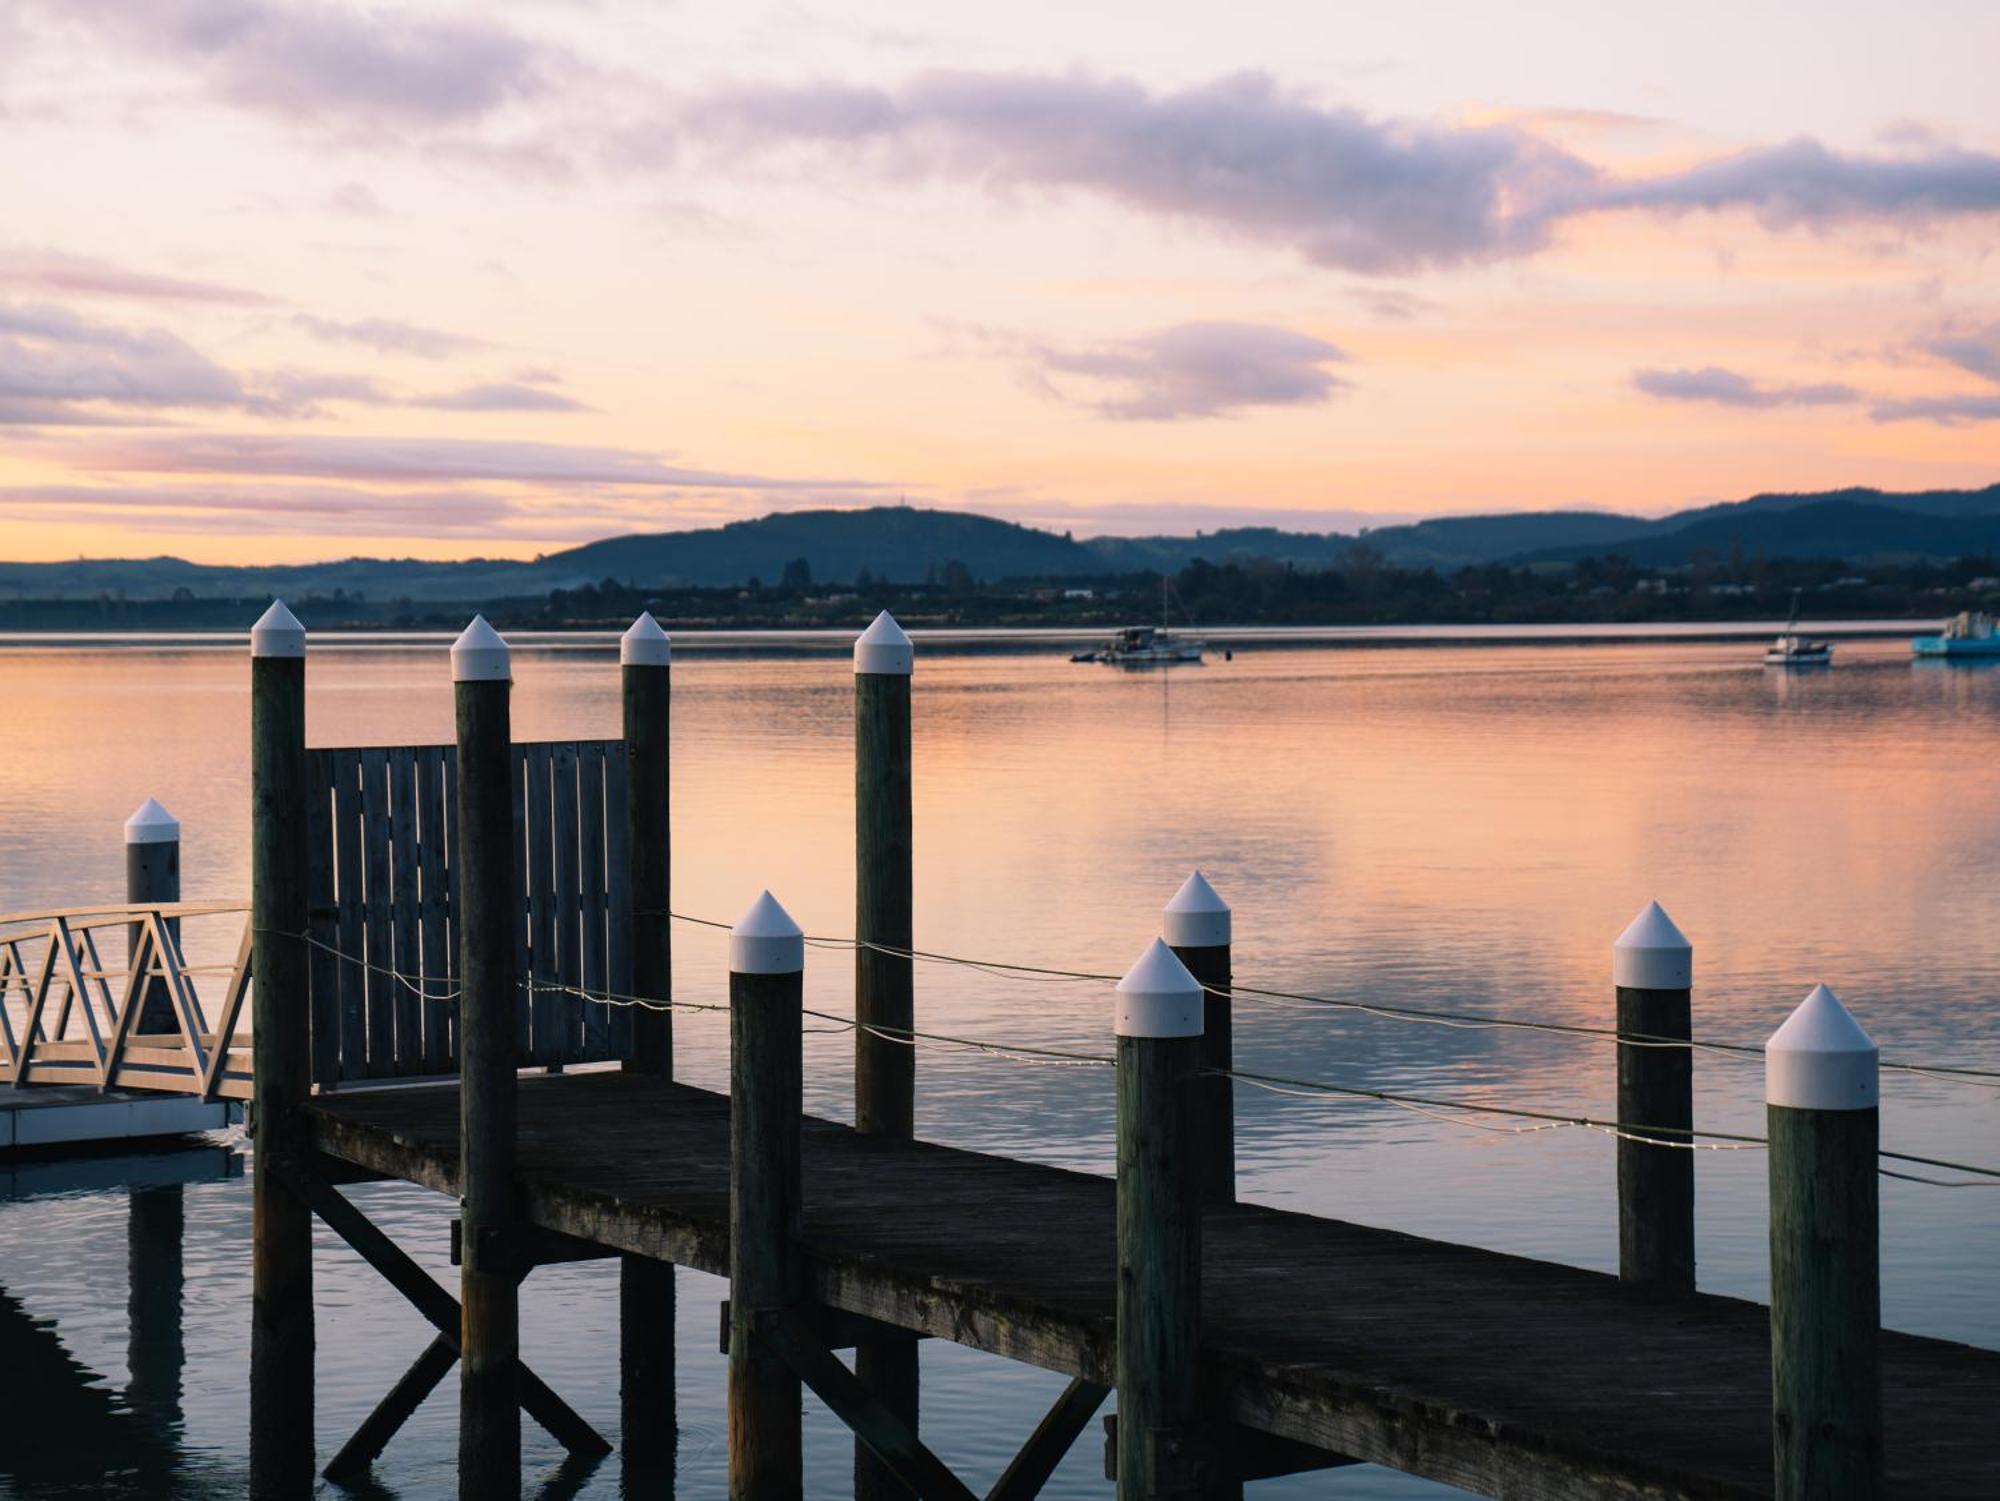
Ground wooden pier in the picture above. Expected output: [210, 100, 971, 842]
[302, 1069, 1999, 1499]
[5, 605, 1996, 1499]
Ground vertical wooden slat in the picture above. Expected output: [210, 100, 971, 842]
[516, 748, 540, 1064]
[416, 747, 452, 1074]
[360, 748, 394, 1077]
[602, 743, 634, 1059]
[389, 747, 421, 1075]
[514, 745, 536, 1061]
[305, 751, 339, 1087]
[550, 742, 582, 1065]
[578, 742, 610, 1060]
[443, 746, 461, 1067]
[524, 744, 555, 1065]
[333, 754, 367, 1081]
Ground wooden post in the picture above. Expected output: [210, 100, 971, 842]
[124, 798, 181, 1035]
[126, 1184, 185, 1431]
[1164, 871, 1233, 1206]
[853, 609, 919, 1498]
[728, 891, 805, 1500]
[1114, 939, 1205, 1501]
[619, 611, 678, 1475]
[1768, 984, 1882, 1501]
[1613, 900, 1695, 1293]
[249, 599, 314, 1499]
[452, 616, 520, 1499]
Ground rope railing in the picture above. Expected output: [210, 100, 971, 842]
[668, 911, 2000, 1087]
[289, 930, 2000, 1191]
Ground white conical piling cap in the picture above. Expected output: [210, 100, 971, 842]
[1766, 984, 1878, 1111]
[730, 890, 804, 975]
[1613, 900, 1693, 989]
[1162, 869, 1231, 949]
[451, 615, 511, 683]
[621, 611, 672, 667]
[853, 610, 913, 676]
[1114, 938, 1205, 1039]
[250, 599, 305, 658]
[124, 797, 180, 845]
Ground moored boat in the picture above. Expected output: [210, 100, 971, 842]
[1913, 610, 2000, 659]
[1074, 624, 1206, 667]
[1765, 593, 1832, 667]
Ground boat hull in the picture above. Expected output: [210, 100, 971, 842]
[1913, 637, 2000, 658]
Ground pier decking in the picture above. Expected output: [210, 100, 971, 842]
[307, 1070, 2000, 1500]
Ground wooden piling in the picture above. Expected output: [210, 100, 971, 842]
[1164, 871, 1233, 1206]
[124, 799, 181, 1035]
[1114, 939, 1205, 1501]
[249, 600, 314, 1499]
[126, 1184, 185, 1429]
[452, 616, 521, 1499]
[853, 610, 920, 1498]
[619, 612, 677, 1472]
[1767, 984, 1882, 1501]
[1613, 901, 1695, 1293]
[728, 891, 805, 1500]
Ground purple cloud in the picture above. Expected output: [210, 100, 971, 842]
[292, 313, 486, 359]
[412, 381, 593, 413]
[1631, 366, 1861, 409]
[72, 432, 887, 491]
[58, 0, 561, 128]
[0, 301, 247, 415]
[1593, 137, 2000, 228]
[1869, 394, 2000, 424]
[688, 70, 1594, 273]
[0, 247, 272, 305]
[1033, 321, 1349, 420]
[676, 69, 2000, 273]
[1915, 321, 2000, 384]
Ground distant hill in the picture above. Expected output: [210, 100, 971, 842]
[5, 486, 2000, 606]
[547, 506, 1098, 587]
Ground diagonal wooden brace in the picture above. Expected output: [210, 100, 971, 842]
[755, 1305, 978, 1501]
[295, 1166, 611, 1473]
[986, 1375, 1111, 1501]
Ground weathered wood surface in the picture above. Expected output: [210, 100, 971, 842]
[305, 1072, 2000, 1501]
[1617, 983, 1695, 1293]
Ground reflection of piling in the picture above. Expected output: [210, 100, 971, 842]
[1164, 871, 1234, 1205]
[1768, 985, 1882, 1500]
[1613, 901, 1695, 1293]
[249, 599, 314, 1498]
[728, 891, 805, 1498]
[124, 799, 180, 1035]
[853, 610, 920, 1499]
[126, 1184, 185, 1431]
[1114, 939, 1205, 1501]
[452, 616, 521, 1499]
[619, 612, 678, 1479]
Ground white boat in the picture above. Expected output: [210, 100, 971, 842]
[1082, 624, 1206, 667]
[1765, 594, 1832, 668]
[1072, 581, 1207, 667]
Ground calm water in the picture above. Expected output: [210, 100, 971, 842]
[1, 634, 1996, 1498]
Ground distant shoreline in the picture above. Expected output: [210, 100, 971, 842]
[0, 619, 1944, 655]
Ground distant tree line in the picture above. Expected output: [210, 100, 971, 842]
[4, 552, 2000, 632]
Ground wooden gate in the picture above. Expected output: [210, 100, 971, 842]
[305, 740, 634, 1086]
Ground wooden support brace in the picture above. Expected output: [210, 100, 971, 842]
[324, 1332, 458, 1481]
[986, 1376, 1110, 1501]
[756, 1306, 977, 1501]
[294, 1169, 611, 1461]
[718, 1297, 932, 1354]
[452, 1217, 620, 1268]
[1101, 1415, 1356, 1486]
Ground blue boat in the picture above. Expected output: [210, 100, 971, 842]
[1912, 611, 2000, 658]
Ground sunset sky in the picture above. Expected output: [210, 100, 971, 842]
[5, 0, 2000, 563]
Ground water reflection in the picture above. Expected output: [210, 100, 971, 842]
[0, 638, 1993, 1498]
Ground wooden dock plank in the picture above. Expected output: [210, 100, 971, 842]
[359, 749, 393, 1078]
[388, 748, 421, 1076]
[331, 761, 367, 1081]
[304, 1072, 2000, 1501]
